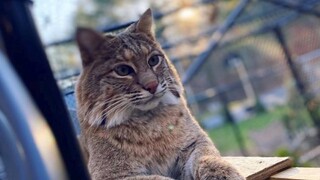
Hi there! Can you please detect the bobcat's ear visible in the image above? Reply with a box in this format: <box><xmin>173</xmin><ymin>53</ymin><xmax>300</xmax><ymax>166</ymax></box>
<box><xmin>76</xmin><ymin>27</ymin><xmax>105</xmax><ymax>66</ymax></box>
<box><xmin>126</xmin><ymin>8</ymin><xmax>155</xmax><ymax>38</ymax></box>
<box><xmin>136</xmin><ymin>8</ymin><xmax>154</xmax><ymax>36</ymax></box>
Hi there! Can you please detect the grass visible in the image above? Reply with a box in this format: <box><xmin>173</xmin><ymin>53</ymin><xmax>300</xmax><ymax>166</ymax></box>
<box><xmin>206</xmin><ymin>106</ymin><xmax>289</xmax><ymax>153</ymax></box>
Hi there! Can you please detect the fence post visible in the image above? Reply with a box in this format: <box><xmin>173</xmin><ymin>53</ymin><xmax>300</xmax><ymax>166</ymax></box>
<box><xmin>274</xmin><ymin>27</ymin><xmax>320</xmax><ymax>140</ymax></box>
<box><xmin>220</xmin><ymin>90</ymin><xmax>248</xmax><ymax>156</ymax></box>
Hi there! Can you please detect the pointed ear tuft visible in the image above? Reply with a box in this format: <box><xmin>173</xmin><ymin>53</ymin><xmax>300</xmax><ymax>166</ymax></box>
<box><xmin>135</xmin><ymin>8</ymin><xmax>155</xmax><ymax>37</ymax></box>
<box><xmin>76</xmin><ymin>27</ymin><xmax>105</xmax><ymax>66</ymax></box>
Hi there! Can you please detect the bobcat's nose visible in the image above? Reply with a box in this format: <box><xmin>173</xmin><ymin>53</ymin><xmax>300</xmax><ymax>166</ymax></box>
<box><xmin>143</xmin><ymin>80</ymin><xmax>158</xmax><ymax>94</ymax></box>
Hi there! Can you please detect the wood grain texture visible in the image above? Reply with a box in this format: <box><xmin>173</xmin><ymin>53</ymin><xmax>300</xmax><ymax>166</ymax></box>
<box><xmin>223</xmin><ymin>157</ymin><xmax>293</xmax><ymax>180</ymax></box>
<box><xmin>271</xmin><ymin>167</ymin><xmax>320</xmax><ymax>180</ymax></box>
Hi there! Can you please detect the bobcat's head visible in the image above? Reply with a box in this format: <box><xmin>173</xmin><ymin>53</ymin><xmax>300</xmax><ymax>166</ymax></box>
<box><xmin>76</xmin><ymin>9</ymin><xmax>183</xmax><ymax>128</ymax></box>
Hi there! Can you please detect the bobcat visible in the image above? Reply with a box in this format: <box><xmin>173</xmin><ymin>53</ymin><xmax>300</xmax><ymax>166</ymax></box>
<box><xmin>75</xmin><ymin>8</ymin><xmax>244</xmax><ymax>180</ymax></box>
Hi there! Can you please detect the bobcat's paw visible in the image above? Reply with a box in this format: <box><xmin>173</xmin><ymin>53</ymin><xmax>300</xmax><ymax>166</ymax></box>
<box><xmin>196</xmin><ymin>156</ymin><xmax>245</xmax><ymax>180</ymax></box>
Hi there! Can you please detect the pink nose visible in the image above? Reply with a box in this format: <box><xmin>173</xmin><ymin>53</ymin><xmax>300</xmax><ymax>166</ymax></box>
<box><xmin>144</xmin><ymin>81</ymin><xmax>158</xmax><ymax>94</ymax></box>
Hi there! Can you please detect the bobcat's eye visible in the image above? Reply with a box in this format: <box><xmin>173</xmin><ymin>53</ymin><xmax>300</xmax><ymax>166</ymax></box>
<box><xmin>114</xmin><ymin>65</ymin><xmax>134</xmax><ymax>76</ymax></box>
<box><xmin>148</xmin><ymin>55</ymin><xmax>161</xmax><ymax>67</ymax></box>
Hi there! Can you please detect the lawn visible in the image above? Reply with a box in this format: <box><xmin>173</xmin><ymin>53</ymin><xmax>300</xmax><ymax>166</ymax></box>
<box><xmin>206</xmin><ymin>106</ymin><xmax>289</xmax><ymax>154</ymax></box>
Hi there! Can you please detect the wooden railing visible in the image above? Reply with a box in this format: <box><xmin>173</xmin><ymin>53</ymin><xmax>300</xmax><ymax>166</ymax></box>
<box><xmin>224</xmin><ymin>157</ymin><xmax>320</xmax><ymax>180</ymax></box>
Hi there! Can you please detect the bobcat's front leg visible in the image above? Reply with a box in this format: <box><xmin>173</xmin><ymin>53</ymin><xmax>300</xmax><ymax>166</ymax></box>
<box><xmin>186</xmin><ymin>140</ymin><xmax>244</xmax><ymax>180</ymax></box>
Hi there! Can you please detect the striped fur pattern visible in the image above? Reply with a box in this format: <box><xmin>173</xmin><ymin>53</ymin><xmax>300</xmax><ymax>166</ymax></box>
<box><xmin>76</xmin><ymin>8</ymin><xmax>244</xmax><ymax>180</ymax></box>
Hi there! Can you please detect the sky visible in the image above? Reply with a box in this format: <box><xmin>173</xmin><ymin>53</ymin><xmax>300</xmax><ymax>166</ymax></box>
<box><xmin>31</xmin><ymin>0</ymin><xmax>79</xmax><ymax>44</ymax></box>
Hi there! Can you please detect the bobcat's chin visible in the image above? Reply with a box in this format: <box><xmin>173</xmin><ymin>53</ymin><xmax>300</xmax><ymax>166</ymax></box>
<box><xmin>135</xmin><ymin>89</ymin><xmax>180</xmax><ymax>111</ymax></box>
<box><xmin>135</xmin><ymin>97</ymin><xmax>161</xmax><ymax>111</ymax></box>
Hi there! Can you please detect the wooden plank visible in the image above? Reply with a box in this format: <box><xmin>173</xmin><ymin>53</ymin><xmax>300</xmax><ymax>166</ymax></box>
<box><xmin>271</xmin><ymin>167</ymin><xmax>320</xmax><ymax>180</ymax></box>
<box><xmin>224</xmin><ymin>157</ymin><xmax>292</xmax><ymax>180</ymax></box>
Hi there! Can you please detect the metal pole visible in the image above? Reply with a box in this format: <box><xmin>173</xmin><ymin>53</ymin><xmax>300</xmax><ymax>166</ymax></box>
<box><xmin>231</xmin><ymin>57</ymin><xmax>256</xmax><ymax>106</ymax></box>
<box><xmin>0</xmin><ymin>0</ymin><xmax>90</xmax><ymax>179</ymax></box>
<box><xmin>274</xmin><ymin>27</ymin><xmax>320</xmax><ymax>139</ymax></box>
<box><xmin>201</xmin><ymin>55</ymin><xmax>248</xmax><ymax>155</ymax></box>
<box><xmin>220</xmin><ymin>90</ymin><xmax>248</xmax><ymax>156</ymax></box>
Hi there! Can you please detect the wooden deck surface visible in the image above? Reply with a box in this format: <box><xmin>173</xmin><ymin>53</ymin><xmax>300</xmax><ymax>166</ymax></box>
<box><xmin>271</xmin><ymin>167</ymin><xmax>320</xmax><ymax>180</ymax></box>
<box><xmin>225</xmin><ymin>157</ymin><xmax>320</xmax><ymax>180</ymax></box>
<box><xmin>224</xmin><ymin>156</ymin><xmax>292</xmax><ymax>180</ymax></box>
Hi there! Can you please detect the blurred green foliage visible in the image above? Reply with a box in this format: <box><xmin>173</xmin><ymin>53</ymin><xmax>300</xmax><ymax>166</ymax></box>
<box><xmin>276</xmin><ymin>148</ymin><xmax>312</xmax><ymax>167</ymax></box>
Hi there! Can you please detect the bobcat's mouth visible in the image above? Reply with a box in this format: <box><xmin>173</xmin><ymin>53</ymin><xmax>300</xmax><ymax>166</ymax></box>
<box><xmin>133</xmin><ymin>89</ymin><xmax>166</xmax><ymax>111</ymax></box>
<box><xmin>132</xmin><ymin>80</ymin><xmax>181</xmax><ymax>111</ymax></box>
<box><xmin>134</xmin><ymin>98</ymin><xmax>160</xmax><ymax>111</ymax></box>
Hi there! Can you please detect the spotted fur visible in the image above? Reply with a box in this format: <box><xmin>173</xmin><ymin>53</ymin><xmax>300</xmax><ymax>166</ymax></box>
<box><xmin>76</xmin><ymin>8</ymin><xmax>244</xmax><ymax>180</ymax></box>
